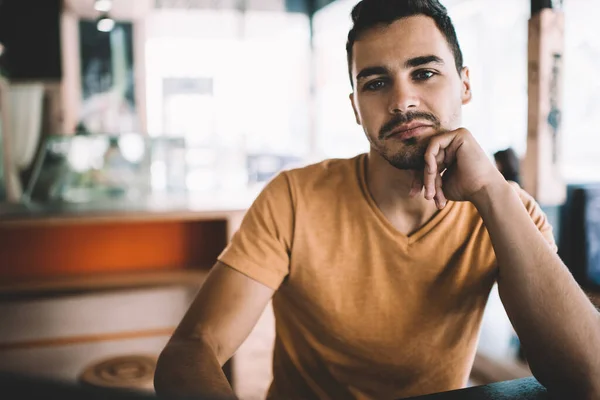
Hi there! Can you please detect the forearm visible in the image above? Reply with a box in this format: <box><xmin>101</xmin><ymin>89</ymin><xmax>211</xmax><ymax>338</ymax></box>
<box><xmin>154</xmin><ymin>337</ymin><xmax>236</xmax><ymax>399</ymax></box>
<box><xmin>472</xmin><ymin>182</ymin><xmax>600</xmax><ymax>397</ymax></box>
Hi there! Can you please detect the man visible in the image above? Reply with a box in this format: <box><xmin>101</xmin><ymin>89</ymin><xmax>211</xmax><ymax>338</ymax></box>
<box><xmin>494</xmin><ymin>147</ymin><xmax>521</xmax><ymax>185</ymax></box>
<box><xmin>154</xmin><ymin>0</ymin><xmax>600</xmax><ymax>399</ymax></box>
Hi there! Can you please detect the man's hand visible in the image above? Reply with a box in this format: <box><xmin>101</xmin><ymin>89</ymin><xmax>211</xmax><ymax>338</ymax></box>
<box><xmin>409</xmin><ymin>128</ymin><xmax>505</xmax><ymax>209</ymax></box>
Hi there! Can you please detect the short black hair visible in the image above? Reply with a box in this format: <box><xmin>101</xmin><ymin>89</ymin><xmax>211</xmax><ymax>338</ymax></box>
<box><xmin>346</xmin><ymin>0</ymin><xmax>464</xmax><ymax>88</ymax></box>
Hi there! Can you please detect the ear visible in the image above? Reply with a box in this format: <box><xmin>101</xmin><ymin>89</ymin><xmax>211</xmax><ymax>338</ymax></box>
<box><xmin>349</xmin><ymin>93</ymin><xmax>361</xmax><ymax>125</ymax></box>
<box><xmin>460</xmin><ymin>66</ymin><xmax>472</xmax><ymax>105</ymax></box>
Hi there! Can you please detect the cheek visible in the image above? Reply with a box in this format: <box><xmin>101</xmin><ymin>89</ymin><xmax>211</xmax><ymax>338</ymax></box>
<box><xmin>425</xmin><ymin>92</ymin><xmax>462</xmax><ymax>126</ymax></box>
<box><xmin>357</xmin><ymin>97</ymin><xmax>386</xmax><ymax>127</ymax></box>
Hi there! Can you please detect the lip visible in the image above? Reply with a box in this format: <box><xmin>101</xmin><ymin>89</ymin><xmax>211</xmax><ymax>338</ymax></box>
<box><xmin>387</xmin><ymin>123</ymin><xmax>433</xmax><ymax>140</ymax></box>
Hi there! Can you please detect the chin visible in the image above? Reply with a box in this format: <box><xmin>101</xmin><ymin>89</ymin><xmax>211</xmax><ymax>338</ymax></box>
<box><xmin>381</xmin><ymin>144</ymin><xmax>428</xmax><ymax>171</ymax></box>
<box><xmin>386</xmin><ymin>157</ymin><xmax>426</xmax><ymax>171</ymax></box>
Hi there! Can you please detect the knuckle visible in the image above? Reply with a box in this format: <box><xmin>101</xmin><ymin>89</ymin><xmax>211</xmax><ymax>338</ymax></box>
<box><xmin>457</xmin><ymin>127</ymin><xmax>471</xmax><ymax>137</ymax></box>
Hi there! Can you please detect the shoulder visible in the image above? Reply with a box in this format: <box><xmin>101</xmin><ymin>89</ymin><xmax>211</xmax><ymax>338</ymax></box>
<box><xmin>285</xmin><ymin>156</ymin><xmax>361</xmax><ymax>183</ymax></box>
<box><xmin>283</xmin><ymin>155</ymin><xmax>363</xmax><ymax>196</ymax></box>
<box><xmin>255</xmin><ymin>155</ymin><xmax>362</xmax><ymax>209</ymax></box>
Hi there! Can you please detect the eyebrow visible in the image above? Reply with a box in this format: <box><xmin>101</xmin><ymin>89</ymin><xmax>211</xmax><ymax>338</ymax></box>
<box><xmin>404</xmin><ymin>55</ymin><xmax>445</xmax><ymax>69</ymax></box>
<box><xmin>355</xmin><ymin>55</ymin><xmax>445</xmax><ymax>82</ymax></box>
<box><xmin>356</xmin><ymin>66</ymin><xmax>389</xmax><ymax>82</ymax></box>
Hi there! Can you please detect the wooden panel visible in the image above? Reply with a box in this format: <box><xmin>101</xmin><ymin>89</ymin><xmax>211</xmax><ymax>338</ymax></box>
<box><xmin>0</xmin><ymin>209</ymin><xmax>245</xmax><ymax>227</ymax></box>
<box><xmin>0</xmin><ymin>328</ymin><xmax>175</xmax><ymax>351</ymax></box>
<box><xmin>523</xmin><ymin>8</ymin><xmax>566</xmax><ymax>205</ymax></box>
<box><xmin>0</xmin><ymin>286</ymin><xmax>195</xmax><ymax>345</ymax></box>
<box><xmin>0</xmin><ymin>219</ymin><xmax>226</xmax><ymax>280</ymax></box>
<box><xmin>0</xmin><ymin>270</ymin><xmax>208</xmax><ymax>299</ymax></box>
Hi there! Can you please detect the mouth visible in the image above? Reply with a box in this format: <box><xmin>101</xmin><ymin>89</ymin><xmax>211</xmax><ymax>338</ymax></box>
<box><xmin>386</xmin><ymin>123</ymin><xmax>434</xmax><ymax>141</ymax></box>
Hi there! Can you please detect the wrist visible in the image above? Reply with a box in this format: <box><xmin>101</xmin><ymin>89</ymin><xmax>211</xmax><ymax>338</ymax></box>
<box><xmin>470</xmin><ymin>178</ymin><xmax>513</xmax><ymax>212</ymax></box>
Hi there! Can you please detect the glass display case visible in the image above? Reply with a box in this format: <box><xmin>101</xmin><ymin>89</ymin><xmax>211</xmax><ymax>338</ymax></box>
<box><xmin>24</xmin><ymin>134</ymin><xmax>187</xmax><ymax>204</ymax></box>
<box><xmin>21</xmin><ymin>133</ymin><xmax>302</xmax><ymax>207</ymax></box>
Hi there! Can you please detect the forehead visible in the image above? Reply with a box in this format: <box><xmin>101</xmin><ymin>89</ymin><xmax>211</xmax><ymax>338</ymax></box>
<box><xmin>351</xmin><ymin>15</ymin><xmax>454</xmax><ymax>73</ymax></box>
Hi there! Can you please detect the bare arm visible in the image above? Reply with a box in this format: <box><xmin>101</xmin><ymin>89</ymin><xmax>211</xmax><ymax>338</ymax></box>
<box><xmin>472</xmin><ymin>181</ymin><xmax>600</xmax><ymax>399</ymax></box>
<box><xmin>154</xmin><ymin>261</ymin><xmax>275</xmax><ymax>399</ymax></box>
<box><xmin>420</xmin><ymin>128</ymin><xmax>600</xmax><ymax>398</ymax></box>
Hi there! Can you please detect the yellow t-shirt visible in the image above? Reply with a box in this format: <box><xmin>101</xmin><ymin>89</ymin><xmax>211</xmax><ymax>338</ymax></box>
<box><xmin>218</xmin><ymin>154</ymin><xmax>556</xmax><ymax>400</ymax></box>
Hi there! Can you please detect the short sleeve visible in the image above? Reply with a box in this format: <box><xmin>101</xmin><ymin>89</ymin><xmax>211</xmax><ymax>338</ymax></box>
<box><xmin>217</xmin><ymin>172</ymin><xmax>295</xmax><ymax>290</ymax></box>
<box><xmin>510</xmin><ymin>182</ymin><xmax>558</xmax><ymax>252</ymax></box>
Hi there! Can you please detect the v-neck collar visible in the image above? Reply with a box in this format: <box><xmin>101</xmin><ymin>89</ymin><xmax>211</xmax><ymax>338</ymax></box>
<box><xmin>356</xmin><ymin>153</ymin><xmax>456</xmax><ymax>245</ymax></box>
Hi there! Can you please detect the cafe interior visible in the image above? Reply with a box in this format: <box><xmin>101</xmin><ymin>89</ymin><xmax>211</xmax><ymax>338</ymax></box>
<box><xmin>0</xmin><ymin>0</ymin><xmax>598</xmax><ymax>399</ymax></box>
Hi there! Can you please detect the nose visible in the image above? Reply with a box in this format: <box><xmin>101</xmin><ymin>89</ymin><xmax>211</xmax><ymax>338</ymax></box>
<box><xmin>388</xmin><ymin>81</ymin><xmax>420</xmax><ymax>114</ymax></box>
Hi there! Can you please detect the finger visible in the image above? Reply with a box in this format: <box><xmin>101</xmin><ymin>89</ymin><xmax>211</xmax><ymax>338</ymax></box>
<box><xmin>425</xmin><ymin>130</ymin><xmax>463</xmax><ymax>171</ymax></box>
<box><xmin>435</xmin><ymin>148</ymin><xmax>446</xmax><ymax>167</ymax></box>
<box><xmin>433</xmin><ymin>172</ymin><xmax>447</xmax><ymax>209</ymax></box>
<box><xmin>425</xmin><ymin>131</ymin><xmax>461</xmax><ymax>199</ymax></box>
<box><xmin>431</xmin><ymin>150</ymin><xmax>447</xmax><ymax>200</ymax></box>
<box><xmin>424</xmin><ymin>153</ymin><xmax>438</xmax><ymax>200</ymax></box>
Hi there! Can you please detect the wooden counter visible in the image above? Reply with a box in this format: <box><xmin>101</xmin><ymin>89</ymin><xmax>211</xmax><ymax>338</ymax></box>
<box><xmin>0</xmin><ymin>192</ymin><xmax>255</xmax><ymax>285</ymax></box>
<box><xmin>0</xmin><ymin>191</ymin><xmax>255</xmax><ymax>226</ymax></box>
<box><xmin>0</xmin><ymin>193</ymin><xmax>259</xmax><ymax>396</ymax></box>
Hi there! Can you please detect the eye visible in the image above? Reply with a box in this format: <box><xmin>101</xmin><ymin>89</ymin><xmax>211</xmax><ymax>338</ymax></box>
<box><xmin>413</xmin><ymin>70</ymin><xmax>436</xmax><ymax>81</ymax></box>
<box><xmin>364</xmin><ymin>79</ymin><xmax>386</xmax><ymax>91</ymax></box>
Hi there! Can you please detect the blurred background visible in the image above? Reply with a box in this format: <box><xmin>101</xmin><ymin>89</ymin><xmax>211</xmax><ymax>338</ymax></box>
<box><xmin>0</xmin><ymin>0</ymin><xmax>598</xmax><ymax>399</ymax></box>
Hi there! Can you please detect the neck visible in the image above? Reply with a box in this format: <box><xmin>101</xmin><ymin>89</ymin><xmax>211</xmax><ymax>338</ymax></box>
<box><xmin>365</xmin><ymin>149</ymin><xmax>440</xmax><ymax>235</ymax></box>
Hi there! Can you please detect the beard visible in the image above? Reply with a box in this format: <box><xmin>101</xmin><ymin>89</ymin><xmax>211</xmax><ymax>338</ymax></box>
<box><xmin>379</xmin><ymin>137</ymin><xmax>430</xmax><ymax>170</ymax></box>
<box><xmin>372</xmin><ymin>111</ymin><xmax>442</xmax><ymax>171</ymax></box>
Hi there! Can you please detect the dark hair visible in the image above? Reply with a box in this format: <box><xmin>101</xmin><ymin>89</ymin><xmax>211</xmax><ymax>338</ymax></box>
<box><xmin>346</xmin><ymin>0</ymin><xmax>464</xmax><ymax>88</ymax></box>
<box><xmin>494</xmin><ymin>148</ymin><xmax>521</xmax><ymax>185</ymax></box>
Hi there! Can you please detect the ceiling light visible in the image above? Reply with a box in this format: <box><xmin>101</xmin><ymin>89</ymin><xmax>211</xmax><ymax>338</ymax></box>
<box><xmin>94</xmin><ymin>0</ymin><xmax>113</xmax><ymax>12</ymax></box>
<box><xmin>96</xmin><ymin>14</ymin><xmax>115</xmax><ymax>32</ymax></box>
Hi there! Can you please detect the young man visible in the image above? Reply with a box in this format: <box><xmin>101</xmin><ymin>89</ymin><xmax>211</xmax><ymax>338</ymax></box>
<box><xmin>154</xmin><ymin>1</ymin><xmax>600</xmax><ymax>399</ymax></box>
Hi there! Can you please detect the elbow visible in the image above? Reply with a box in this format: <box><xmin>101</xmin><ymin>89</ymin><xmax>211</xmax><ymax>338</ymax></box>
<box><xmin>153</xmin><ymin>334</ymin><xmax>227</xmax><ymax>398</ymax></box>
<box><xmin>534</xmin><ymin>366</ymin><xmax>600</xmax><ymax>400</ymax></box>
<box><xmin>154</xmin><ymin>346</ymin><xmax>236</xmax><ymax>400</ymax></box>
<box><xmin>579</xmin><ymin>366</ymin><xmax>600</xmax><ymax>400</ymax></box>
<box><xmin>153</xmin><ymin>339</ymin><xmax>195</xmax><ymax>396</ymax></box>
<box><xmin>533</xmin><ymin>317</ymin><xmax>600</xmax><ymax>399</ymax></box>
<box><xmin>582</xmin><ymin>388</ymin><xmax>600</xmax><ymax>400</ymax></box>
<box><xmin>565</xmin><ymin>379</ymin><xmax>600</xmax><ymax>400</ymax></box>
<box><xmin>153</xmin><ymin>344</ymin><xmax>177</xmax><ymax>396</ymax></box>
<box><xmin>578</xmin><ymin>319</ymin><xmax>600</xmax><ymax>399</ymax></box>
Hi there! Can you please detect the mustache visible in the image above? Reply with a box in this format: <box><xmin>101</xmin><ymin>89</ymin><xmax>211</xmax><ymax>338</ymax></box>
<box><xmin>379</xmin><ymin>112</ymin><xmax>441</xmax><ymax>140</ymax></box>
